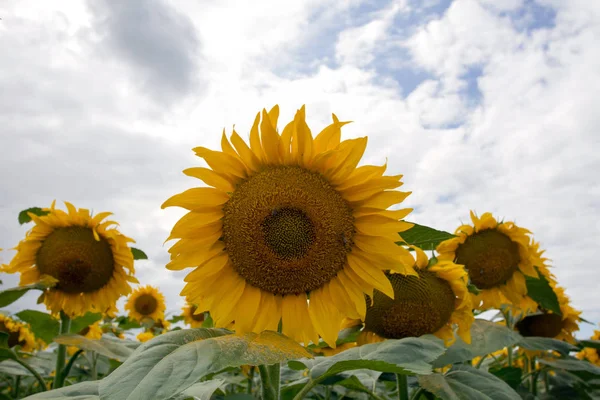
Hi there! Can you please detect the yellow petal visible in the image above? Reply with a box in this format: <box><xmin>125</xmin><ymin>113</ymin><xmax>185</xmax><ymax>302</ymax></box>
<box><xmin>249</xmin><ymin>112</ymin><xmax>265</xmax><ymax>162</ymax></box>
<box><xmin>313</xmin><ymin>114</ymin><xmax>351</xmax><ymax>153</ymax></box>
<box><xmin>337</xmin><ymin>270</ymin><xmax>367</xmax><ymax>319</ymax></box>
<box><xmin>167</xmin><ymin>220</ymin><xmax>222</xmax><ymax>241</ymax></box>
<box><xmin>328</xmin><ymin>277</ymin><xmax>360</xmax><ymax>319</ymax></box>
<box><xmin>183</xmin><ymin>167</ymin><xmax>235</xmax><ymax>192</ymax></box>
<box><xmin>307</xmin><ymin>288</ymin><xmax>342</xmax><ymax>347</ymax></box>
<box><xmin>230</xmin><ymin>129</ymin><xmax>261</xmax><ymax>172</ymax></box>
<box><xmin>267</xmin><ymin>105</ymin><xmax>280</xmax><ymax>128</ymax></box>
<box><xmin>328</xmin><ymin>138</ymin><xmax>368</xmax><ymax>185</ymax></box>
<box><xmin>260</xmin><ymin>109</ymin><xmax>281</xmax><ymax>164</ymax></box>
<box><xmin>183</xmin><ymin>254</ymin><xmax>230</xmax><ymax>283</ymax></box>
<box><xmin>162</xmin><ymin>188</ymin><xmax>229</xmax><ymax>210</ymax></box>
<box><xmin>346</xmin><ymin>254</ymin><xmax>394</xmax><ymax>299</ymax></box>
<box><xmin>354</xmin><ymin>215</ymin><xmax>411</xmax><ymax>237</ymax></box>
<box><xmin>340</xmin><ymin>176</ymin><xmax>403</xmax><ymax>202</ymax></box>
<box><xmin>355</xmin><ymin>190</ymin><xmax>411</xmax><ymax>209</ymax></box>
<box><xmin>279</xmin><ymin>121</ymin><xmax>294</xmax><ymax>163</ymax></box>
<box><xmin>221</xmin><ymin>130</ymin><xmax>240</xmax><ymax>158</ymax></box>
<box><xmin>167</xmin><ymin>241</ymin><xmax>225</xmax><ymax>271</ymax></box>
<box><xmin>193</xmin><ymin>147</ymin><xmax>247</xmax><ymax>179</ymax></box>
<box><xmin>337</xmin><ymin>163</ymin><xmax>387</xmax><ymax>190</ymax></box>
<box><xmin>233</xmin><ymin>284</ymin><xmax>262</xmax><ymax>333</ymax></box>
<box><xmin>212</xmin><ymin>273</ymin><xmax>246</xmax><ymax>327</ymax></box>
<box><xmin>292</xmin><ymin>106</ymin><xmax>313</xmax><ymax>166</ymax></box>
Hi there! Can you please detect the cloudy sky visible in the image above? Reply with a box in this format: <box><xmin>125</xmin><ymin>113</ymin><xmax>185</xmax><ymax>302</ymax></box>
<box><xmin>0</xmin><ymin>0</ymin><xmax>598</xmax><ymax>338</ymax></box>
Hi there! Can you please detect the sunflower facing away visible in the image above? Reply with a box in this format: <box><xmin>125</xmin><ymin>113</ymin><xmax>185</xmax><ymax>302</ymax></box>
<box><xmin>0</xmin><ymin>313</ymin><xmax>38</xmax><ymax>352</ymax></box>
<box><xmin>347</xmin><ymin>247</ymin><xmax>472</xmax><ymax>346</ymax></box>
<box><xmin>182</xmin><ymin>303</ymin><xmax>206</xmax><ymax>328</ymax></box>
<box><xmin>162</xmin><ymin>105</ymin><xmax>416</xmax><ymax>346</ymax></box>
<box><xmin>437</xmin><ymin>211</ymin><xmax>537</xmax><ymax>311</ymax></box>
<box><xmin>1</xmin><ymin>202</ymin><xmax>138</xmax><ymax>317</ymax></box>
<box><xmin>137</xmin><ymin>331</ymin><xmax>154</xmax><ymax>343</ymax></box>
<box><xmin>125</xmin><ymin>285</ymin><xmax>166</xmax><ymax>323</ymax></box>
<box><xmin>577</xmin><ymin>329</ymin><xmax>600</xmax><ymax>366</ymax></box>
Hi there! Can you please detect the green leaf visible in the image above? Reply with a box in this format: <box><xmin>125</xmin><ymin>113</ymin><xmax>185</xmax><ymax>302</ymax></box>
<box><xmin>0</xmin><ymin>276</ymin><xmax>58</xmax><ymax>307</ymax></box>
<box><xmin>54</xmin><ymin>334</ymin><xmax>134</xmax><ymax>361</ymax></box>
<box><xmin>115</xmin><ymin>316</ymin><xmax>141</xmax><ymax>330</ymax></box>
<box><xmin>433</xmin><ymin>320</ymin><xmax>522</xmax><ymax>368</ymax></box>
<box><xmin>0</xmin><ymin>348</ymin><xmax>16</xmax><ymax>361</ymax></box>
<box><xmin>18</xmin><ymin>207</ymin><xmax>49</xmax><ymax>224</ymax></box>
<box><xmin>0</xmin><ymin>332</ymin><xmax>8</xmax><ymax>348</ymax></box>
<box><xmin>524</xmin><ymin>269</ymin><xmax>562</xmax><ymax>315</ymax></box>
<box><xmin>488</xmin><ymin>366</ymin><xmax>522</xmax><ymax>389</ymax></box>
<box><xmin>537</xmin><ymin>358</ymin><xmax>600</xmax><ymax>375</ymax></box>
<box><xmin>418</xmin><ymin>364</ymin><xmax>521</xmax><ymax>400</ymax></box>
<box><xmin>170</xmin><ymin>379</ymin><xmax>225</xmax><ymax>400</ymax></box>
<box><xmin>397</xmin><ymin>222</ymin><xmax>455</xmax><ymax>250</ymax></box>
<box><xmin>15</xmin><ymin>309</ymin><xmax>60</xmax><ymax>344</ymax></box>
<box><xmin>201</xmin><ymin>313</ymin><xmax>214</xmax><ymax>328</ymax></box>
<box><xmin>518</xmin><ymin>336</ymin><xmax>578</xmax><ymax>355</ymax></box>
<box><xmin>131</xmin><ymin>247</ymin><xmax>148</xmax><ymax>260</ymax></box>
<box><xmin>24</xmin><ymin>381</ymin><xmax>99</xmax><ymax>399</ymax></box>
<box><xmin>580</xmin><ymin>340</ymin><xmax>600</xmax><ymax>350</ymax></box>
<box><xmin>294</xmin><ymin>336</ymin><xmax>446</xmax><ymax>381</ymax></box>
<box><xmin>0</xmin><ymin>359</ymin><xmax>46</xmax><ymax>376</ymax></box>
<box><xmin>168</xmin><ymin>315</ymin><xmax>186</xmax><ymax>324</ymax></box>
<box><xmin>70</xmin><ymin>312</ymin><xmax>103</xmax><ymax>334</ymax></box>
<box><xmin>98</xmin><ymin>328</ymin><xmax>232</xmax><ymax>400</ymax></box>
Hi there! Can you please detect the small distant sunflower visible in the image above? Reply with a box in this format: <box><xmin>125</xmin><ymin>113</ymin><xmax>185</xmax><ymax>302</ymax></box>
<box><xmin>125</xmin><ymin>285</ymin><xmax>166</xmax><ymax>323</ymax></box>
<box><xmin>577</xmin><ymin>329</ymin><xmax>600</xmax><ymax>366</ymax></box>
<box><xmin>516</xmin><ymin>285</ymin><xmax>581</xmax><ymax>343</ymax></box>
<box><xmin>182</xmin><ymin>303</ymin><xmax>205</xmax><ymax>328</ymax></box>
<box><xmin>137</xmin><ymin>331</ymin><xmax>154</xmax><ymax>342</ymax></box>
<box><xmin>68</xmin><ymin>321</ymin><xmax>103</xmax><ymax>355</ymax></box>
<box><xmin>163</xmin><ymin>105</ymin><xmax>416</xmax><ymax>346</ymax></box>
<box><xmin>437</xmin><ymin>211</ymin><xmax>537</xmax><ymax>311</ymax></box>
<box><xmin>1</xmin><ymin>202</ymin><xmax>138</xmax><ymax>317</ymax></box>
<box><xmin>0</xmin><ymin>313</ymin><xmax>37</xmax><ymax>352</ymax></box>
<box><xmin>349</xmin><ymin>247</ymin><xmax>473</xmax><ymax>346</ymax></box>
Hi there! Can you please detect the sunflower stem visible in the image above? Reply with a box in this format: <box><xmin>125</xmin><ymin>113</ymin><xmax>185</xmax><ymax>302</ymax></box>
<box><xmin>259</xmin><ymin>363</ymin><xmax>280</xmax><ymax>400</ymax></box>
<box><xmin>247</xmin><ymin>365</ymin><xmax>255</xmax><ymax>394</ymax></box>
<box><xmin>90</xmin><ymin>351</ymin><xmax>98</xmax><ymax>380</ymax></box>
<box><xmin>507</xmin><ymin>346</ymin><xmax>513</xmax><ymax>367</ymax></box>
<box><xmin>292</xmin><ymin>379</ymin><xmax>320</xmax><ymax>400</ymax></box>
<box><xmin>14</xmin><ymin>375</ymin><xmax>20</xmax><ymax>398</ymax></box>
<box><xmin>396</xmin><ymin>374</ymin><xmax>409</xmax><ymax>400</ymax></box>
<box><xmin>62</xmin><ymin>349</ymin><xmax>84</xmax><ymax>382</ymax></box>
<box><xmin>14</xmin><ymin>357</ymin><xmax>47</xmax><ymax>392</ymax></box>
<box><xmin>53</xmin><ymin>311</ymin><xmax>71</xmax><ymax>389</ymax></box>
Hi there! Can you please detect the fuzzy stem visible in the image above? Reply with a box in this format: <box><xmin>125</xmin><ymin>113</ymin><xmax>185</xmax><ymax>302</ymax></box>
<box><xmin>396</xmin><ymin>374</ymin><xmax>409</xmax><ymax>400</ymax></box>
<box><xmin>259</xmin><ymin>363</ymin><xmax>280</xmax><ymax>400</ymax></box>
<box><xmin>53</xmin><ymin>311</ymin><xmax>71</xmax><ymax>389</ymax></box>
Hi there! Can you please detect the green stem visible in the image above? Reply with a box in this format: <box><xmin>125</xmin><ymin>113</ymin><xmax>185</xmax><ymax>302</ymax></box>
<box><xmin>62</xmin><ymin>349</ymin><xmax>84</xmax><ymax>382</ymax></box>
<box><xmin>292</xmin><ymin>379</ymin><xmax>319</xmax><ymax>400</ymax></box>
<box><xmin>507</xmin><ymin>346</ymin><xmax>513</xmax><ymax>367</ymax></box>
<box><xmin>369</xmin><ymin>391</ymin><xmax>388</xmax><ymax>400</ymax></box>
<box><xmin>14</xmin><ymin>375</ymin><xmax>21</xmax><ymax>398</ymax></box>
<box><xmin>543</xmin><ymin>370</ymin><xmax>550</xmax><ymax>393</ymax></box>
<box><xmin>475</xmin><ymin>354</ymin><xmax>488</xmax><ymax>368</ymax></box>
<box><xmin>90</xmin><ymin>351</ymin><xmax>98</xmax><ymax>380</ymax></box>
<box><xmin>396</xmin><ymin>374</ymin><xmax>408</xmax><ymax>400</ymax></box>
<box><xmin>410</xmin><ymin>388</ymin><xmax>424</xmax><ymax>400</ymax></box>
<box><xmin>53</xmin><ymin>311</ymin><xmax>71</xmax><ymax>389</ymax></box>
<box><xmin>247</xmin><ymin>366</ymin><xmax>255</xmax><ymax>394</ymax></box>
<box><xmin>14</xmin><ymin>358</ymin><xmax>47</xmax><ymax>392</ymax></box>
<box><xmin>259</xmin><ymin>363</ymin><xmax>281</xmax><ymax>400</ymax></box>
<box><xmin>529</xmin><ymin>357</ymin><xmax>537</xmax><ymax>396</ymax></box>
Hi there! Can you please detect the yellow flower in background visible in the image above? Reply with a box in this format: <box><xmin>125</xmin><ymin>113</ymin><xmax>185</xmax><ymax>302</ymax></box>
<box><xmin>67</xmin><ymin>321</ymin><xmax>103</xmax><ymax>355</ymax></box>
<box><xmin>0</xmin><ymin>313</ymin><xmax>38</xmax><ymax>352</ymax></box>
<box><xmin>1</xmin><ymin>201</ymin><xmax>138</xmax><ymax>317</ymax></box>
<box><xmin>437</xmin><ymin>211</ymin><xmax>537</xmax><ymax>312</ymax></box>
<box><xmin>125</xmin><ymin>285</ymin><xmax>166</xmax><ymax>323</ymax></box>
<box><xmin>313</xmin><ymin>342</ymin><xmax>357</xmax><ymax>357</ymax></box>
<box><xmin>137</xmin><ymin>331</ymin><xmax>154</xmax><ymax>343</ymax></box>
<box><xmin>351</xmin><ymin>247</ymin><xmax>473</xmax><ymax>346</ymax></box>
<box><xmin>577</xmin><ymin>329</ymin><xmax>600</xmax><ymax>366</ymax></box>
<box><xmin>162</xmin><ymin>105</ymin><xmax>416</xmax><ymax>346</ymax></box>
<box><xmin>182</xmin><ymin>303</ymin><xmax>205</xmax><ymax>328</ymax></box>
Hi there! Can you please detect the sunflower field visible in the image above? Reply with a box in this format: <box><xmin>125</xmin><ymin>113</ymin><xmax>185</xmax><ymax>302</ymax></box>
<box><xmin>0</xmin><ymin>105</ymin><xmax>599</xmax><ymax>400</ymax></box>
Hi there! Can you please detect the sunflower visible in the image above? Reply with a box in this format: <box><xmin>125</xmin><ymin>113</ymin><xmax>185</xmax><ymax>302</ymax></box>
<box><xmin>577</xmin><ymin>329</ymin><xmax>600</xmax><ymax>366</ymax></box>
<box><xmin>0</xmin><ymin>313</ymin><xmax>38</xmax><ymax>352</ymax></box>
<box><xmin>67</xmin><ymin>321</ymin><xmax>103</xmax><ymax>355</ymax></box>
<box><xmin>1</xmin><ymin>201</ymin><xmax>138</xmax><ymax>317</ymax></box>
<box><xmin>137</xmin><ymin>331</ymin><xmax>154</xmax><ymax>342</ymax></box>
<box><xmin>347</xmin><ymin>247</ymin><xmax>472</xmax><ymax>346</ymax></box>
<box><xmin>162</xmin><ymin>105</ymin><xmax>416</xmax><ymax>346</ymax></box>
<box><xmin>313</xmin><ymin>342</ymin><xmax>357</xmax><ymax>357</ymax></box>
<box><xmin>182</xmin><ymin>303</ymin><xmax>206</xmax><ymax>328</ymax></box>
<box><xmin>437</xmin><ymin>211</ymin><xmax>537</xmax><ymax>311</ymax></box>
<box><xmin>125</xmin><ymin>285</ymin><xmax>166</xmax><ymax>323</ymax></box>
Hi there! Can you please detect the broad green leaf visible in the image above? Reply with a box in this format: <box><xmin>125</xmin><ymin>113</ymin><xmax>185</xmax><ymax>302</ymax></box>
<box><xmin>18</xmin><ymin>207</ymin><xmax>49</xmax><ymax>224</ymax></box>
<box><xmin>0</xmin><ymin>348</ymin><xmax>15</xmax><ymax>361</ymax></box>
<box><xmin>0</xmin><ymin>276</ymin><xmax>58</xmax><ymax>307</ymax></box>
<box><xmin>0</xmin><ymin>359</ymin><xmax>46</xmax><ymax>376</ymax></box>
<box><xmin>70</xmin><ymin>312</ymin><xmax>103</xmax><ymax>334</ymax></box>
<box><xmin>170</xmin><ymin>379</ymin><xmax>225</xmax><ymax>400</ymax></box>
<box><xmin>131</xmin><ymin>247</ymin><xmax>148</xmax><ymax>260</ymax></box>
<box><xmin>418</xmin><ymin>364</ymin><xmax>521</xmax><ymax>400</ymax></box>
<box><xmin>294</xmin><ymin>336</ymin><xmax>445</xmax><ymax>380</ymax></box>
<box><xmin>16</xmin><ymin>309</ymin><xmax>60</xmax><ymax>344</ymax></box>
<box><xmin>112</xmin><ymin>331</ymin><xmax>310</xmax><ymax>400</ymax></box>
<box><xmin>537</xmin><ymin>358</ymin><xmax>600</xmax><ymax>375</ymax></box>
<box><xmin>524</xmin><ymin>269</ymin><xmax>561</xmax><ymax>315</ymax></box>
<box><xmin>25</xmin><ymin>381</ymin><xmax>99</xmax><ymax>399</ymax></box>
<box><xmin>518</xmin><ymin>336</ymin><xmax>577</xmax><ymax>355</ymax></box>
<box><xmin>0</xmin><ymin>332</ymin><xmax>8</xmax><ymax>348</ymax></box>
<box><xmin>488</xmin><ymin>366</ymin><xmax>522</xmax><ymax>389</ymax></box>
<box><xmin>54</xmin><ymin>334</ymin><xmax>134</xmax><ymax>361</ymax></box>
<box><xmin>99</xmin><ymin>328</ymin><xmax>231</xmax><ymax>400</ymax></box>
<box><xmin>580</xmin><ymin>340</ymin><xmax>600</xmax><ymax>350</ymax></box>
<box><xmin>397</xmin><ymin>222</ymin><xmax>455</xmax><ymax>250</ymax></box>
<box><xmin>433</xmin><ymin>320</ymin><xmax>522</xmax><ymax>368</ymax></box>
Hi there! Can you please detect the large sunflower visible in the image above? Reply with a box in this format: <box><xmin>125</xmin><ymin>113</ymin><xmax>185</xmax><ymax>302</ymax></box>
<box><xmin>437</xmin><ymin>211</ymin><xmax>537</xmax><ymax>311</ymax></box>
<box><xmin>182</xmin><ymin>303</ymin><xmax>206</xmax><ymax>328</ymax></box>
<box><xmin>1</xmin><ymin>202</ymin><xmax>138</xmax><ymax>317</ymax></box>
<box><xmin>0</xmin><ymin>313</ymin><xmax>38</xmax><ymax>352</ymax></box>
<box><xmin>350</xmin><ymin>247</ymin><xmax>472</xmax><ymax>346</ymax></box>
<box><xmin>125</xmin><ymin>285</ymin><xmax>166</xmax><ymax>322</ymax></box>
<box><xmin>162</xmin><ymin>105</ymin><xmax>416</xmax><ymax>346</ymax></box>
<box><xmin>577</xmin><ymin>329</ymin><xmax>600</xmax><ymax>366</ymax></box>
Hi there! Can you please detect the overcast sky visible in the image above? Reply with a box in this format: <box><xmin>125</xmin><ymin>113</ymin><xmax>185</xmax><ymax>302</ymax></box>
<box><xmin>1</xmin><ymin>0</ymin><xmax>598</xmax><ymax>339</ymax></box>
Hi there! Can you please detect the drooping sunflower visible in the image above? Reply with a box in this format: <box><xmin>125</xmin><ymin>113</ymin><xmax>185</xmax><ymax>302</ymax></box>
<box><xmin>437</xmin><ymin>211</ymin><xmax>537</xmax><ymax>311</ymax></box>
<box><xmin>1</xmin><ymin>202</ymin><xmax>138</xmax><ymax>317</ymax></box>
<box><xmin>162</xmin><ymin>105</ymin><xmax>416</xmax><ymax>346</ymax></box>
<box><xmin>347</xmin><ymin>247</ymin><xmax>473</xmax><ymax>346</ymax></box>
<box><xmin>0</xmin><ymin>313</ymin><xmax>38</xmax><ymax>352</ymax></box>
<box><xmin>182</xmin><ymin>303</ymin><xmax>206</xmax><ymax>328</ymax></box>
<box><xmin>137</xmin><ymin>331</ymin><xmax>154</xmax><ymax>343</ymax></box>
<box><xmin>125</xmin><ymin>285</ymin><xmax>166</xmax><ymax>323</ymax></box>
<box><xmin>577</xmin><ymin>329</ymin><xmax>600</xmax><ymax>366</ymax></box>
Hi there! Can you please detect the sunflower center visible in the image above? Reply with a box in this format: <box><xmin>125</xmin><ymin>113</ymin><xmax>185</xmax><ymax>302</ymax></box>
<box><xmin>364</xmin><ymin>270</ymin><xmax>456</xmax><ymax>339</ymax></box>
<box><xmin>222</xmin><ymin>165</ymin><xmax>354</xmax><ymax>296</ymax></box>
<box><xmin>78</xmin><ymin>326</ymin><xmax>91</xmax><ymax>336</ymax></box>
<box><xmin>0</xmin><ymin>322</ymin><xmax>25</xmax><ymax>348</ymax></box>
<box><xmin>455</xmin><ymin>229</ymin><xmax>520</xmax><ymax>289</ymax></box>
<box><xmin>36</xmin><ymin>226</ymin><xmax>115</xmax><ymax>294</ymax></box>
<box><xmin>515</xmin><ymin>313</ymin><xmax>563</xmax><ymax>338</ymax></box>
<box><xmin>134</xmin><ymin>294</ymin><xmax>158</xmax><ymax>316</ymax></box>
<box><xmin>189</xmin><ymin>305</ymin><xmax>205</xmax><ymax>322</ymax></box>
